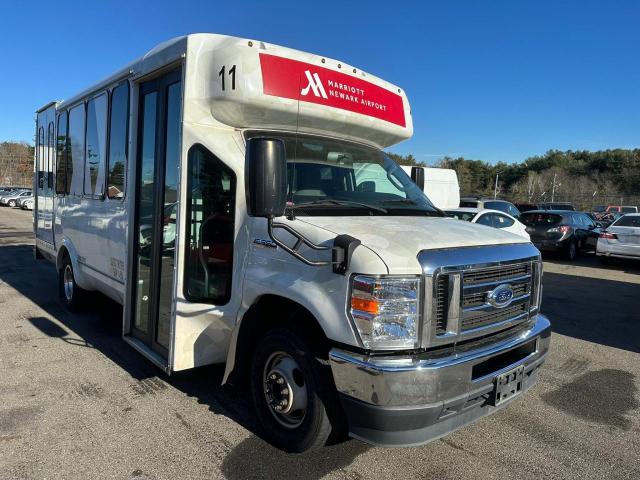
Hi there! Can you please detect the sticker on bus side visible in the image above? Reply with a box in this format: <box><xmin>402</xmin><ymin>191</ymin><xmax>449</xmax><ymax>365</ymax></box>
<box><xmin>259</xmin><ymin>53</ymin><xmax>406</xmax><ymax>128</ymax></box>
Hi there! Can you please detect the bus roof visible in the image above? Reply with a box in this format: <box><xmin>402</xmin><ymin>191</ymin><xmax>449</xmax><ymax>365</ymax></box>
<box><xmin>40</xmin><ymin>34</ymin><xmax>413</xmax><ymax>148</ymax></box>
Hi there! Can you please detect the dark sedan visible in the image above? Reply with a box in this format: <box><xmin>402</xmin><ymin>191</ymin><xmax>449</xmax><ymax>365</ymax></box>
<box><xmin>519</xmin><ymin>210</ymin><xmax>601</xmax><ymax>260</ymax></box>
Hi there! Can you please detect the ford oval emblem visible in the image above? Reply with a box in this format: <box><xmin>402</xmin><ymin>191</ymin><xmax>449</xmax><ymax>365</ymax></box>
<box><xmin>488</xmin><ymin>284</ymin><xmax>514</xmax><ymax>308</ymax></box>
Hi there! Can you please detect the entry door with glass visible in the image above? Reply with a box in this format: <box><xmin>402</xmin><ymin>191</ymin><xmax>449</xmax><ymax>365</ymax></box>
<box><xmin>131</xmin><ymin>69</ymin><xmax>182</xmax><ymax>357</ymax></box>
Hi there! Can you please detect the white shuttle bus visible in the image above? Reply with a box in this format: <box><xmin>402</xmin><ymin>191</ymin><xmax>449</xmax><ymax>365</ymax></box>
<box><xmin>34</xmin><ymin>34</ymin><xmax>550</xmax><ymax>452</ymax></box>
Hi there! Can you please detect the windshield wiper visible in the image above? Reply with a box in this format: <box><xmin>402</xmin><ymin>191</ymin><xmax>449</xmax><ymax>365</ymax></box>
<box><xmin>290</xmin><ymin>199</ymin><xmax>388</xmax><ymax>214</ymax></box>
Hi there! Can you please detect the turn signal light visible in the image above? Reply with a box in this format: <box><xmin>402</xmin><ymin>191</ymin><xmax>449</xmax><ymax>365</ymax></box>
<box><xmin>351</xmin><ymin>297</ymin><xmax>379</xmax><ymax>314</ymax></box>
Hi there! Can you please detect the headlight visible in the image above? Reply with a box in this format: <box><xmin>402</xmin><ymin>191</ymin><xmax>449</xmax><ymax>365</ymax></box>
<box><xmin>349</xmin><ymin>275</ymin><xmax>421</xmax><ymax>350</ymax></box>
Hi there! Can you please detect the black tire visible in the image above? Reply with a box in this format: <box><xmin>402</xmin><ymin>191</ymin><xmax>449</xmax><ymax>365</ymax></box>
<box><xmin>58</xmin><ymin>255</ymin><xmax>86</xmax><ymax>311</ymax></box>
<box><xmin>250</xmin><ymin>328</ymin><xmax>344</xmax><ymax>453</ymax></box>
<box><xmin>566</xmin><ymin>239</ymin><xmax>578</xmax><ymax>261</ymax></box>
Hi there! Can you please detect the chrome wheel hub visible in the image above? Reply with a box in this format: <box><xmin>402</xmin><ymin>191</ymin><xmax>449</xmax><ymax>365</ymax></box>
<box><xmin>263</xmin><ymin>352</ymin><xmax>307</xmax><ymax>428</ymax></box>
<box><xmin>63</xmin><ymin>265</ymin><xmax>74</xmax><ymax>301</ymax></box>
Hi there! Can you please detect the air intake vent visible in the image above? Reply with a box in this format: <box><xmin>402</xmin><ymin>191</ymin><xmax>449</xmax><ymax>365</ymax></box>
<box><xmin>435</xmin><ymin>274</ymin><xmax>449</xmax><ymax>335</ymax></box>
<box><xmin>463</xmin><ymin>263</ymin><xmax>530</xmax><ymax>286</ymax></box>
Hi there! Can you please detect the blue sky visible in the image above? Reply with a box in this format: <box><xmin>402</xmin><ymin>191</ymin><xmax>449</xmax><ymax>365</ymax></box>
<box><xmin>1</xmin><ymin>0</ymin><xmax>638</xmax><ymax>164</ymax></box>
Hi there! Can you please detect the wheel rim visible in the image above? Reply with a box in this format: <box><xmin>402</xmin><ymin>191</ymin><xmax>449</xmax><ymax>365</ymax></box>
<box><xmin>262</xmin><ymin>351</ymin><xmax>308</xmax><ymax>429</ymax></box>
<box><xmin>63</xmin><ymin>264</ymin><xmax>74</xmax><ymax>301</ymax></box>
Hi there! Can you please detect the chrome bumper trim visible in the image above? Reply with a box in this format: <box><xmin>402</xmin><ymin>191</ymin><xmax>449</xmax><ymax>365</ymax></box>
<box><xmin>329</xmin><ymin>314</ymin><xmax>551</xmax><ymax>408</ymax></box>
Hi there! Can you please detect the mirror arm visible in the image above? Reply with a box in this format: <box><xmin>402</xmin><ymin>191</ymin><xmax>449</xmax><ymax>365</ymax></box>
<box><xmin>267</xmin><ymin>217</ymin><xmax>332</xmax><ymax>267</ymax></box>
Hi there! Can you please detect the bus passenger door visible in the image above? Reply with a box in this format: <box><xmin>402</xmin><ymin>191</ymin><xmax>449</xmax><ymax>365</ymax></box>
<box><xmin>35</xmin><ymin>106</ymin><xmax>56</xmax><ymax>247</ymax></box>
<box><xmin>127</xmin><ymin>68</ymin><xmax>182</xmax><ymax>361</ymax></box>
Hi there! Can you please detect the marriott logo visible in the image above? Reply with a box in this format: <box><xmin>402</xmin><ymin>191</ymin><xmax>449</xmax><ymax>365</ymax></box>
<box><xmin>300</xmin><ymin>70</ymin><xmax>328</xmax><ymax>98</ymax></box>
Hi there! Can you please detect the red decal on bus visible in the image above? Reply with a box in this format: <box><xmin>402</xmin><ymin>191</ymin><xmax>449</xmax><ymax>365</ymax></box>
<box><xmin>259</xmin><ymin>53</ymin><xmax>406</xmax><ymax>128</ymax></box>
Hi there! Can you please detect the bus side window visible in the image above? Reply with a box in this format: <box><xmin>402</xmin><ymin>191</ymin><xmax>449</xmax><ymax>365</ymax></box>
<box><xmin>55</xmin><ymin>112</ymin><xmax>68</xmax><ymax>195</ymax></box>
<box><xmin>184</xmin><ymin>145</ymin><xmax>236</xmax><ymax>305</ymax></box>
<box><xmin>47</xmin><ymin>121</ymin><xmax>55</xmax><ymax>190</ymax></box>
<box><xmin>68</xmin><ymin>104</ymin><xmax>85</xmax><ymax>196</ymax></box>
<box><xmin>107</xmin><ymin>83</ymin><xmax>129</xmax><ymax>199</ymax></box>
<box><xmin>38</xmin><ymin>126</ymin><xmax>45</xmax><ymax>190</ymax></box>
<box><xmin>84</xmin><ymin>93</ymin><xmax>108</xmax><ymax>198</ymax></box>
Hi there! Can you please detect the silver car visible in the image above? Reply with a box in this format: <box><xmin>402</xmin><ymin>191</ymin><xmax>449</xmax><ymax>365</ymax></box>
<box><xmin>597</xmin><ymin>213</ymin><xmax>640</xmax><ymax>262</ymax></box>
<box><xmin>0</xmin><ymin>190</ymin><xmax>32</xmax><ymax>207</ymax></box>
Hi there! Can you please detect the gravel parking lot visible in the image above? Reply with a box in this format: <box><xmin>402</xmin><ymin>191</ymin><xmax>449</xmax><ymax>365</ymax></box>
<box><xmin>1</xmin><ymin>207</ymin><xmax>639</xmax><ymax>480</ymax></box>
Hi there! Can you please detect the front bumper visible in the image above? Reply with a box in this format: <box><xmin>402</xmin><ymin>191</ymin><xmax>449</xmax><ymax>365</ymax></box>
<box><xmin>329</xmin><ymin>314</ymin><xmax>551</xmax><ymax>447</ymax></box>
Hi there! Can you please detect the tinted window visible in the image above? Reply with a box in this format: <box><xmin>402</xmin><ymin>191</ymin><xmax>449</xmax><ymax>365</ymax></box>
<box><xmin>621</xmin><ymin>207</ymin><xmax>637</xmax><ymax>213</ymax></box>
<box><xmin>476</xmin><ymin>213</ymin><xmax>493</xmax><ymax>226</ymax></box>
<box><xmin>84</xmin><ymin>93</ymin><xmax>107</xmax><ymax>197</ymax></box>
<box><xmin>494</xmin><ymin>214</ymin><xmax>515</xmax><ymax>228</ymax></box>
<box><xmin>37</xmin><ymin>127</ymin><xmax>45</xmax><ymax>191</ymax></box>
<box><xmin>520</xmin><ymin>213</ymin><xmax>562</xmax><ymax>226</ymax></box>
<box><xmin>612</xmin><ymin>216</ymin><xmax>640</xmax><ymax>227</ymax></box>
<box><xmin>107</xmin><ymin>83</ymin><xmax>129</xmax><ymax>199</ymax></box>
<box><xmin>485</xmin><ymin>201</ymin><xmax>520</xmax><ymax>217</ymax></box>
<box><xmin>184</xmin><ymin>145</ymin><xmax>236</xmax><ymax>304</ymax></box>
<box><xmin>68</xmin><ymin>104</ymin><xmax>85</xmax><ymax>195</ymax></box>
<box><xmin>594</xmin><ymin>206</ymin><xmax>606</xmax><ymax>213</ymax></box>
<box><xmin>460</xmin><ymin>200</ymin><xmax>479</xmax><ymax>208</ymax></box>
<box><xmin>55</xmin><ymin>112</ymin><xmax>68</xmax><ymax>194</ymax></box>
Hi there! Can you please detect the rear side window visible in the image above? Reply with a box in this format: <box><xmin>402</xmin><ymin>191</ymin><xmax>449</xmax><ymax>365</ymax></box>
<box><xmin>55</xmin><ymin>112</ymin><xmax>69</xmax><ymax>194</ymax></box>
<box><xmin>184</xmin><ymin>145</ymin><xmax>236</xmax><ymax>305</ymax></box>
<box><xmin>621</xmin><ymin>207</ymin><xmax>637</xmax><ymax>213</ymax></box>
<box><xmin>84</xmin><ymin>93</ymin><xmax>108</xmax><ymax>197</ymax></box>
<box><xmin>520</xmin><ymin>213</ymin><xmax>562</xmax><ymax>226</ymax></box>
<box><xmin>68</xmin><ymin>104</ymin><xmax>85</xmax><ymax>196</ymax></box>
<box><xmin>107</xmin><ymin>83</ymin><xmax>129</xmax><ymax>199</ymax></box>
<box><xmin>494</xmin><ymin>214</ymin><xmax>515</xmax><ymax>228</ymax></box>
<box><xmin>476</xmin><ymin>213</ymin><xmax>493</xmax><ymax>226</ymax></box>
<box><xmin>613</xmin><ymin>216</ymin><xmax>640</xmax><ymax>227</ymax></box>
<box><xmin>460</xmin><ymin>200</ymin><xmax>479</xmax><ymax>208</ymax></box>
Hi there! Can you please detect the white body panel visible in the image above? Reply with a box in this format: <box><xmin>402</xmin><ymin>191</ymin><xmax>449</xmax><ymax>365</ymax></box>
<box><xmin>596</xmin><ymin>214</ymin><xmax>640</xmax><ymax>259</ymax></box>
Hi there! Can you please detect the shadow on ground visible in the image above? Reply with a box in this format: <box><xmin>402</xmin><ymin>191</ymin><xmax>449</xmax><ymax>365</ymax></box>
<box><xmin>542</xmin><ymin>270</ymin><xmax>640</xmax><ymax>353</ymax></box>
<box><xmin>0</xmin><ymin>242</ymin><xmax>370</xmax><ymax>468</ymax></box>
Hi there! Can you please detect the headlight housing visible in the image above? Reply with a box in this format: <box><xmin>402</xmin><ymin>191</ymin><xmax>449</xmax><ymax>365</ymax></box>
<box><xmin>349</xmin><ymin>275</ymin><xmax>421</xmax><ymax>350</ymax></box>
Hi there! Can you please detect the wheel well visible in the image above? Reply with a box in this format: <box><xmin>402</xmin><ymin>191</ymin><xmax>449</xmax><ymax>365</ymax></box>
<box><xmin>226</xmin><ymin>295</ymin><xmax>329</xmax><ymax>388</ymax></box>
<box><xmin>56</xmin><ymin>246</ymin><xmax>70</xmax><ymax>271</ymax></box>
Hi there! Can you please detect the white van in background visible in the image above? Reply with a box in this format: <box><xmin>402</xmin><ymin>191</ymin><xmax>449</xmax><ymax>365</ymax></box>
<box><xmin>401</xmin><ymin>166</ymin><xmax>460</xmax><ymax>210</ymax></box>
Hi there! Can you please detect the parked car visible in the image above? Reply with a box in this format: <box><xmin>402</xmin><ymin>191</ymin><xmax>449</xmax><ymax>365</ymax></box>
<box><xmin>16</xmin><ymin>195</ymin><xmax>33</xmax><ymax>207</ymax></box>
<box><xmin>596</xmin><ymin>213</ymin><xmax>640</xmax><ymax>262</ymax></box>
<box><xmin>538</xmin><ymin>202</ymin><xmax>575</xmax><ymax>211</ymax></box>
<box><xmin>445</xmin><ymin>208</ymin><xmax>529</xmax><ymax>239</ymax></box>
<box><xmin>21</xmin><ymin>198</ymin><xmax>34</xmax><ymax>210</ymax></box>
<box><xmin>459</xmin><ymin>197</ymin><xmax>521</xmax><ymax>218</ymax></box>
<box><xmin>519</xmin><ymin>210</ymin><xmax>601</xmax><ymax>260</ymax></box>
<box><xmin>0</xmin><ymin>190</ymin><xmax>32</xmax><ymax>207</ymax></box>
<box><xmin>514</xmin><ymin>202</ymin><xmax>539</xmax><ymax>212</ymax></box>
<box><xmin>593</xmin><ymin>205</ymin><xmax>638</xmax><ymax>220</ymax></box>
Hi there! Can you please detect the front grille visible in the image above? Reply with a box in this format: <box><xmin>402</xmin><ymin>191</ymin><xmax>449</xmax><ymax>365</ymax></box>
<box><xmin>462</xmin><ymin>263</ymin><xmax>530</xmax><ymax>286</ymax></box>
<box><xmin>435</xmin><ymin>275</ymin><xmax>449</xmax><ymax>334</ymax></box>
<box><xmin>461</xmin><ymin>302</ymin><xmax>528</xmax><ymax>331</ymax></box>
<box><xmin>462</xmin><ymin>283</ymin><xmax>529</xmax><ymax>308</ymax></box>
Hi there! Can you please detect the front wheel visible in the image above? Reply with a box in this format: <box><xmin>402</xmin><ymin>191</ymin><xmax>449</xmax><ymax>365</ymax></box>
<box><xmin>8</xmin><ymin>200</ymin><xmax>16</xmax><ymax>207</ymax></box>
<box><xmin>250</xmin><ymin>328</ymin><xmax>344</xmax><ymax>452</ymax></box>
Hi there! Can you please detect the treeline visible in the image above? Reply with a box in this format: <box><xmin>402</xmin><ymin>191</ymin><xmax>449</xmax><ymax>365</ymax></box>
<box><xmin>388</xmin><ymin>148</ymin><xmax>640</xmax><ymax>208</ymax></box>
<box><xmin>0</xmin><ymin>142</ymin><xmax>33</xmax><ymax>187</ymax></box>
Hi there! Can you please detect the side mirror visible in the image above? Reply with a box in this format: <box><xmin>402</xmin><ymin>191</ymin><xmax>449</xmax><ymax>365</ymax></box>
<box><xmin>411</xmin><ymin>166</ymin><xmax>425</xmax><ymax>190</ymax></box>
<box><xmin>246</xmin><ymin>137</ymin><xmax>287</xmax><ymax>218</ymax></box>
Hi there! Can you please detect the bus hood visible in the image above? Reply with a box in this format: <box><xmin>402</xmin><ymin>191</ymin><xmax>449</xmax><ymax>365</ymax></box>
<box><xmin>297</xmin><ymin>216</ymin><xmax>531</xmax><ymax>274</ymax></box>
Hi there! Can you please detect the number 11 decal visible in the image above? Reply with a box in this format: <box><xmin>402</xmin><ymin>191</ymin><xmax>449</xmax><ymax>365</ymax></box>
<box><xmin>219</xmin><ymin>65</ymin><xmax>236</xmax><ymax>91</ymax></box>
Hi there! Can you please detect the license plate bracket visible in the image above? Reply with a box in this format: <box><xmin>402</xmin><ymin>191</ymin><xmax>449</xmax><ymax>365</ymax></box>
<box><xmin>491</xmin><ymin>364</ymin><xmax>525</xmax><ymax>406</ymax></box>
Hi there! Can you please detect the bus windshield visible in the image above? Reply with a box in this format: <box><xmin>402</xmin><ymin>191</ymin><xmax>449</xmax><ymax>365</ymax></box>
<box><xmin>246</xmin><ymin>131</ymin><xmax>442</xmax><ymax>217</ymax></box>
